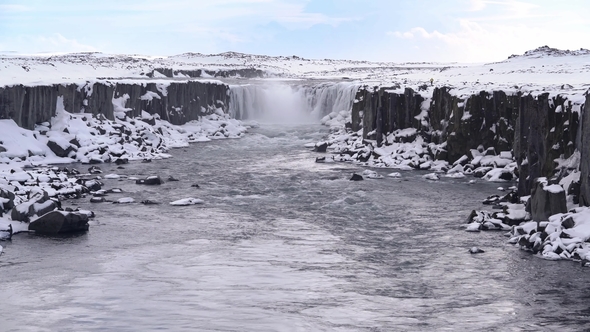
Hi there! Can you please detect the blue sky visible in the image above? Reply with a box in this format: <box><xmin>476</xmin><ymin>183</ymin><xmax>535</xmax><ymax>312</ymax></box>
<box><xmin>1</xmin><ymin>0</ymin><xmax>589</xmax><ymax>62</ymax></box>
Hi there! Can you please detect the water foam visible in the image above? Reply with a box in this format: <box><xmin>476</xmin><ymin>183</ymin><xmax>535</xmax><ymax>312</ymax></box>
<box><xmin>229</xmin><ymin>82</ymin><xmax>360</xmax><ymax>124</ymax></box>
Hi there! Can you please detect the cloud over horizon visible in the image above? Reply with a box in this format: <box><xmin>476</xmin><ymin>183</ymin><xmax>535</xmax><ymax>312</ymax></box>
<box><xmin>0</xmin><ymin>0</ymin><xmax>589</xmax><ymax>62</ymax></box>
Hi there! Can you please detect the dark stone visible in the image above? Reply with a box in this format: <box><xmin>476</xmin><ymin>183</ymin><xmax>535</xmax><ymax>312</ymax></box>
<box><xmin>500</xmin><ymin>191</ymin><xmax>519</xmax><ymax>204</ymax></box>
<box><xmin>88</xmin><ymin>166</ymin><xmax>102</xmax><ymax>174</ymax></box>
<box><xmin>482</xmin><ymin>194</ymin><xmax>500</xmax><ymax>205</ymax></box>
<box><xmin>0</xmin><ymin>189</ymin><xmax>15</xmax><ymax>212</ymax></box>
<box><xmin>141</xmin><ymin>200</ymin><xmax>160</xmax><ymax>205</ymax></box>
<box><xmin>47</xmin><ymin>140</ymin><xmax>76</xmax><ymax>158</ymax></box>
<box><xmin>469</xmin><ymin>247</ymin><xmax>485</xmax><ymax>254</ymax></box>
<box><xmin>191</xmin><ymin>184</ymin><xmax>200</xmax><ymax>188</ymax></box>
<box><xmin>0</xmin><ymin>224</ymin><xmax>12</xmax><ymax>240</ymax></box>
<box><xmin>29</xmin><ymin>211</ymin><xmax>89</xmax><ymax>234</ymax></box>
<box><xmin>562</xmin><ymin>216</ymin><xmax>575</xmax><ymax>229</ymax></box>
<box><xmin>167</xmin><ymin>176</ymin><xmax>180</xmax><ymax>181</ymax></box>
<box><xmin>473</xmin><ymin>167</ymin><xmax>493</xmax><ymax>178</ymax></box>
<box><xmin>90</xmin><ymin>197</ymin><xmax>106</xmax><ymax>203</ymax></box>
<box><xmin>350</xmin><ymin>173</ymin><xmax>364</xmax><ymax>181</ymax></box>
<box><xmin>315</xmin><ymin>157</ymin><xmax>326</xmax><ymax>163</ymax></box>
<box><xmin>568</xmin><ymin>180</ymin><xmax>580</xmax><ymax>205</ymax></box>
<box><xmin>314</xmin><ymin>142</ymin><xmax>328</xmax><ymax>152</ymax></box>
<box><xmin>115</xmin><ymin>158</ymin><xmax>129</xmax><ymax>165</ymax></box>
<box><xmin>11</xmin><ymin>190</ymin><xmax>56</xmax><ymax>222</ymax></box>
<box><xmin>530</xmin><ymin>180</ymin><xmax>567</xmax><ymax>221</ymax></box>
<box><xmin>82</xmin><ymin>179</ymin><xmax>102</xmax><ymax>192</ymax></box>
<box><xmin>515</xmin><ymin>227</ymin><xmax>528</xmax><ymax>235</ymax></box>
<box><xmin>136</xmin><ymin>176</ymin><xmax>162</xmax><ymax>185</ymax></box>
<box><xmin>498</xmin><ymin>171</ymin><xmax>514</xmax><ymax>181</ymax></box>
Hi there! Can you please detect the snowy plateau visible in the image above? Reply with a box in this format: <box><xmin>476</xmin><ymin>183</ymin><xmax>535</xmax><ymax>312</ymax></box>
<box><xmin>0</xmin><ymin>45</ymin><xmax>590</xmax><ymax>268</ymax></box>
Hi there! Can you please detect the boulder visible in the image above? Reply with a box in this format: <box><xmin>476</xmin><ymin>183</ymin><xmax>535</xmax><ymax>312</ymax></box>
<box><xmin>469</xmin><ymin>247</ymin><xmax>485</xmax><ymax>254</ymax></box>
<box><xmin>29</xmin><ymin>211</ymin><xmax>89</xmax><ymax>234</ymax></box>
<box><xmin>115</xmin><ymin>158</ymin><xmax>129</xmax><ymax>165</ymax></box>
<box><xmin>47</xmin><ymin>140</ymin><xmax>76</xmax><ymax>158</ymax></box>
<box><xmin>530</xmin><ymin>179</ymin><xmax>567</xmax><ymax>221</ymax></box>
<box><xmin>473</xmin><ymin>166</ymin><xmax>493</xmax><ymax>178</ymax></box>
<box><xmin>11</xmin><ymin>190</ymin><xmax>56</xmax><ymax>222</ymax></box>
<box><xmin>350</xmin><ymin>174</ymin><xmax>364</xmax><ymax>181</ymax></box>
<box><xmin>136</xmin><ymin>176</ymin><xmax>162</xmax><ymax>185</ymax></box>
<box><xmin>168</xmin><ymin>176</ymin><xmax>180</xmax><ymax>182</ymax></box>
<box><xmin>79</xmin><ymin>179</ymin><xmax>103</xmax><ymax>192</ymax></box>
<box><xmin>0</xmin><ymin>189</ymin><xmax>15</xmax><ymax>212</ymax></box>
<box><xmin>88</xmin><ymin>166</ymin><xmax>102</xmax><ymax>174</ymax></box>
<box><xmin>314</xmin><ymin>142</ymin><xmax>328</xmax><ymax>153</ymax></box>
<box><xmin>90</xmin><ymin>197</ymin><xmax>106</xmax><ymax>203</ymax></box>
<box><xmin>141</xmin><ymin>200</ymin><xmax>160</xmax><ymax>205</ymax></box>
<box><xmin>562</xmin><ymin>216</ymin><xmax>575</xmax><ymax>229</ymax></box>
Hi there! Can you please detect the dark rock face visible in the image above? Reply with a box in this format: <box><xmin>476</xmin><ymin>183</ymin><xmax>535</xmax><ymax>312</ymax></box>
<box><xmin>150</xmin><ymin>68</ymin><xmax>265</xmax><ymax>79</ymax></box>
<box><xmin>352</xmin><ymin>86</ymin><xmax>581</xmax><ymax>196</ymax></box>
<box><xmin>29</xmin><ymin>211</ymin><xmax>89</xmax><ymax>234</ymax></box>
<box><xmin>0</xmin><ymin>81</ymin><xmax>230</xmax><ymax>130</ymax></box>
<box><xmin>530</xmin><ymin>180</ymin><xmax>567</xmax><ymax>221</ymax></box>
<box><xmin>352</xmin><ymin>86</ymin><xmax>423</xmax><ymax>145</ymax></box>
<box><xmin>580</xmin><ymin>95</ymin><xmax>590</xmax><ymax>206</ymax></box>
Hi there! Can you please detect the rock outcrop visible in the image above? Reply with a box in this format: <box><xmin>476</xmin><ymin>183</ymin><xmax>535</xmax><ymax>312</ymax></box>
<box><xmin>0</xmin><ymin>80</ymin><xmax>230</xmax><ymax>130</ymax></box>
<box><xmin>351</xmin><ymin>86</ymin><xmax>582</xmax><ymax>196</ymax></box>
<box><xmin>530</xmin><ymin>179</ymin><xmax>567</xmax><ymax>221</ymax></box>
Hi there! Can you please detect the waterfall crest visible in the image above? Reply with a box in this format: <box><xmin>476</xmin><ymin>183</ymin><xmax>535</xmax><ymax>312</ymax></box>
<box><xmin>228</xmin><ymin>82</ymin><xmax>359</xmax><ymax>123</ymax></box>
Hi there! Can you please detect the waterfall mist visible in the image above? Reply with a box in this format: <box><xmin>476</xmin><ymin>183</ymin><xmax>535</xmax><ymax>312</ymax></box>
<box><xmin>229</xmin><ymin>82</ymin><xmax>359</xmax><ymax>124</ymax></box>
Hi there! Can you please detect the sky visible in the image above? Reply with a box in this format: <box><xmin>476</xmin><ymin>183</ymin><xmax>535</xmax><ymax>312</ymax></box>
<box><xmin>0</xmin><ymin>0</ymin><xmax>589</xmax><ymax>63</ymax></box>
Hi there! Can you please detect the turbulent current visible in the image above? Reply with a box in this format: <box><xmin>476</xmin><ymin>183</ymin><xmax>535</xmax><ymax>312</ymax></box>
<box><xmin>1</xmin><ymin>123</ymin><xmax>590</xmax><ymax>331</ymax></box>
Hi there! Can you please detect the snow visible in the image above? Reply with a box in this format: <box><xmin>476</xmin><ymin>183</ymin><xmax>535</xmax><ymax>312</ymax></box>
<box><xmin>170</xmin><ymin>198</ymin><xmax>204</xmax><ymax>206</ymax></box>
<box><xmin>545</xmin><ymin>184</ymin><xmax>565</xmax><ymax>194</ymax></box>
<box><xmin>422</xmin><ymin>173</ymin><xmax>439</xmax><ymax>181</ymax></box>
<box><xmin>362</xmin><ymin>170</ymin><xmax>384</xmax><ymax>179</ymax></box>
<box><xmin>0</xmin><ymin>47</ymin><xmax>588</xmax><ymax>100</ymax></box>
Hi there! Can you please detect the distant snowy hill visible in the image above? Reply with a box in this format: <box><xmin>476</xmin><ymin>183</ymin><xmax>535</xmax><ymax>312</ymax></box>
<box><xmin>1</xmin><ymin>46</ymin><xmax>589</xmax><ymax>100</ymax></box>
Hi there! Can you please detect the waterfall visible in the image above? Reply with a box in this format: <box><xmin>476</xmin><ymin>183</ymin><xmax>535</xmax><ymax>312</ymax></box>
<box><xmin>228</xmin><ymin>82</ymin><xmax>360</xmax><ymax>123</ymax></box>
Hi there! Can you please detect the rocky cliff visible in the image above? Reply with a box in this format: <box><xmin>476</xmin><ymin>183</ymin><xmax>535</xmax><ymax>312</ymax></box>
<box><xmin>351</xmin><ymin>86</ymin><xmax>582</xmax><ymax>197</ymax></box>
<box><xmin>0</xmin><ymin>80</ymin><xmax>229</xmax><ymax>129</ymax></box>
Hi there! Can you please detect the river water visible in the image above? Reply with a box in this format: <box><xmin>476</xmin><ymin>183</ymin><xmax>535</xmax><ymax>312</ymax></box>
<box><xmin>1</xmin><ymin>124</ymin><xmax>590</xmax><ymax>332</ymax></box>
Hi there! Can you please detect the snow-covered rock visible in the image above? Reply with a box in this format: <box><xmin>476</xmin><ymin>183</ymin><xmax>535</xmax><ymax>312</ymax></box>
<box><xmin>169</xmin><ymin>198</ymin><xmax>204</xmax><ymax>206</ymax></box>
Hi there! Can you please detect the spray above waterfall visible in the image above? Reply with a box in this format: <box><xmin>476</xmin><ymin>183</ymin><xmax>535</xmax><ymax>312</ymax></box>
<box><xmin>228</xmin><ymin>82</ymin><xmax>360</xmax><ymax>124</ymax></box>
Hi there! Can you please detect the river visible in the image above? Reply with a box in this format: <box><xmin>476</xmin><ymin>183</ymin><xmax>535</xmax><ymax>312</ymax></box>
<box><xmin>1</xmin><ymin>123</ymin><xmax>589</xmax><ymax>332</ymax></box>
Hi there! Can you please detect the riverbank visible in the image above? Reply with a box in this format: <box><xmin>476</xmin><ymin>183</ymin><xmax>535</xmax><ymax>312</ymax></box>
<box><xmin>0</xmin><ymin>107</ymin><xmax>247</xmax><ymax>245</ymax></box>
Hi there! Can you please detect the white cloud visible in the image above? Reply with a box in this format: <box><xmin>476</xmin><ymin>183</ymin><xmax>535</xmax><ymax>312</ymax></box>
<box><xmin>0</xmin><ymin>34</ymin><xmax>96</xmax><ymax>54</ymax></box>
